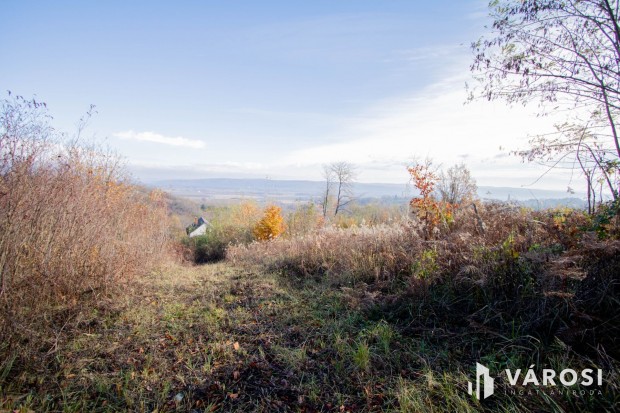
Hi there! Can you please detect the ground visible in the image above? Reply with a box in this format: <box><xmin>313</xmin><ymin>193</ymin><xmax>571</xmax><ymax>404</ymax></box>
<box><xmin>1</xmin><ymin>262</ymin><xmax>616</xmax><ymax>412</ymax></box>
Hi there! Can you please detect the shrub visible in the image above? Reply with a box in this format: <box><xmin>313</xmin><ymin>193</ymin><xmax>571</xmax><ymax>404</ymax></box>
<box><xmin>285</xmin><ymin>202</ymin><xmax>323</xmax><ymax>238</ymax></box>
<box><xmin>590</xmin><ymin>199</ymin><xmax>620</xmax><ymax>239</ymax></box>
<box><xmin>408</xmin><ymin>161</ymin><xmax>458</xmax><ymax>238</ymax></box>
<box><xmin>253</xmin><ymin>205</ymin><xmax>286</xmax><ymax>241</ymax></box>
<box><xmin>183</xmin><ymin>201</ymin><xmax>262</xmax><ymax>263</ymax></box>
<box><xmin>185</xmin><ymin>232</ymin><xmax>227</xmax><ymax>263</ymax></box>
<box><xmin>0</xmin><ymin>95</ymin><xmax>170</xmax><ymax>362</ymax></box>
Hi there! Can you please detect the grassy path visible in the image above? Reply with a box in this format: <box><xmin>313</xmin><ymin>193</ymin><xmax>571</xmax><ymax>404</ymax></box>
<box><xmin>100</xmin><ymin>263</ymin><xmax>433</xmax><ymax>412</ymax></box>
<box><xmin>1</xmin><ymin>263</ymin><xmax>421</xmax><ymax>412</ymax></box>
<box><xmin>2</xmin><ymin>262</ymin><xmax>617</xmax><ymax>412</ymax></box>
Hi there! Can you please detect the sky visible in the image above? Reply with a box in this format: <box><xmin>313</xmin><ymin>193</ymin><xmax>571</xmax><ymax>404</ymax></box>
<box><xmin>0</xmin><ymin>1</ymin><xmax>582</xmax><ymax>191</ymax></box>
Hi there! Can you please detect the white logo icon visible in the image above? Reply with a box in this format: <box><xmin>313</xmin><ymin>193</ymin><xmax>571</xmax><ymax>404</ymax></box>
<box><xmin>468</xmin><ymin>363</ymin><xmax>495</xmax><ymax>400</ymax></box>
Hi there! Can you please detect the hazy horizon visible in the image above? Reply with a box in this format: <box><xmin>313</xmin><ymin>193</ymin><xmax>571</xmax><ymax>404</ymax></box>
<box><xmin>150</xmin><ymin>176</ymin><xmax>586</xmax><ymax>207</ymax></box>
<box><xmin>1</xmin><ymin>1</ymin><xmax>585</xmax><ymax>192</ymax></box>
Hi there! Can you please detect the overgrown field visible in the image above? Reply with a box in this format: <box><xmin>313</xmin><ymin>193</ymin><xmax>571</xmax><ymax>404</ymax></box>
<box><xmin>2</xmin><ymin>95</ymin><xmax>619</xmax><ymax>412</ymax></box>
<box><xmin>1</xmin><ymin>249</ymin><xmax>618</xmax><ymax>412</ymax></box>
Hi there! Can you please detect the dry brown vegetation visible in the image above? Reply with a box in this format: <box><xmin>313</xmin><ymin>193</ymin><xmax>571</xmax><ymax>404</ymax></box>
<box><xmin>1</xmin><ymin>95</ymin><xmax>619</xmax><ymax>412</ymax></box>
<box><xmin>226</xmin><ymin>202</ymin><xmax>620</xmax><ymax>411</ymax></box>
<box><xmin>0</xmin><ymin>96</ymin><xmax>171</xmax><ymax>371</ymax></box>
<box><xmin>227</xmin><ymin>203</ymin><xmax>586</xmax><ymax>284</ymax></box>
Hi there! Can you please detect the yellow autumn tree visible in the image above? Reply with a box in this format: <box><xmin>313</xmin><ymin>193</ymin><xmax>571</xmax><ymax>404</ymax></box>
<box><xmin>253</xmin><ymin>205</ymin><xmax>286</xmax><ymax>241</ymax></box>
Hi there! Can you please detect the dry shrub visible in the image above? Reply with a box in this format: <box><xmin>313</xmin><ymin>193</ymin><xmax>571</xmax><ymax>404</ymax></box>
<box><xmin>0</xmin><ymin>95</ymin><xmax>170</xmax><ymax>357</ymax></box>
<box><xmin>285</xmin><ymin>202</ymin><xmax>323</xmax><ymax>238</ymax></box>
<box><xmin>228</xmin><ymin>222</ymin><xmax>425</xmax><ymax>283</ymax></box>
<box><xmin>227</xmin><ymin>200</ymin><xmax>620</xmax><ymax>358</ymax></box>
<box><xmin>228</xmin><ymin>202</ymin><xmax>562</xmax><ymax>285</ymax></box>
<box><xmin>212</xmin><ymin>201</ymin><xmax>262</xmax><ymax>244</ymax></box>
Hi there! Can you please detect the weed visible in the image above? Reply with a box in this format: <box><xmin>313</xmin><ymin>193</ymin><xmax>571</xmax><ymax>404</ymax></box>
<box><xmin>353</xmin><ymin>341</ymin><xmax>371</xmax><ymax>372</ymax></box>
<box><xmin>365</xmin><ymin>320</ymin><xmax>396</xmax><ymax>355</ymax></box>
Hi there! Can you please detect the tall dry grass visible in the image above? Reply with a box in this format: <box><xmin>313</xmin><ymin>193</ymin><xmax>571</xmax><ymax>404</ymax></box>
<box><xmin>229</xmin><ymin>199</ymin><xmax>620</xmax><ymax>356</ymax></box>
<box><xmin>0</xmin><ymin>95</ymin><xmax>170</xmax><ymax>359</ymax></box>
<box><xmin>228</xmin><ymin>199</ymin><xmax>620</xmax><ymax>374</ymax></box>
<box><xmin>227</xmin><ymin>203</ymin><xmax>563</xmax><ymax>283</ymax></box>
<box><xmin>228</xmin><ymin>222</ymin><xmax>423</xmax><ymax>282</ymax></box>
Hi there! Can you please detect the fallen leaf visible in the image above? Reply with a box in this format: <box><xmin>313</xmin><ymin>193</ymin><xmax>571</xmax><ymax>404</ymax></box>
<box><xmin>228</xmin><ymin>393</ymin><xmax>239</xmax><ymax>399</ymax></box>
<box><xmin>233</xmin><ymin>342</ymin><xmax>240</xmax><ymax>351</ymax></box>
<box><xmin>233</xmin><ymin>370</ymin><xmax>240</xmax><ymax>379</ymax></box>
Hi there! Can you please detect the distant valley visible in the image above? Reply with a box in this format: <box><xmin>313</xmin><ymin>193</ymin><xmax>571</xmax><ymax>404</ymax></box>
<box><xmin>152</xmin><ymin>178</ymin><xmax>587</xmax><ymax>209</ymax></box>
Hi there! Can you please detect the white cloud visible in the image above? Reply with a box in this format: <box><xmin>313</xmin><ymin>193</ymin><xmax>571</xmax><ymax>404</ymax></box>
<box><xmin>114</xmin><ymin>130</ymin><xmax>206</xmax><ymax>149</ymax></box>
<box><xmin>281</xmin><ymin>73</ymin><xmax>578</xmax><ymax>189</ymax></box>
<box><xmin>115</xmin><ymin>53</ymin><xmax>586</xmax><ymax>192</ymax></box>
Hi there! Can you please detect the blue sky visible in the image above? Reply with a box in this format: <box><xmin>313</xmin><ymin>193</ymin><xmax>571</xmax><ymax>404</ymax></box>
<box><xmin>1</xmin><ymin>1</ymin><xmax>578</xmax><ymax>190</ymax></box>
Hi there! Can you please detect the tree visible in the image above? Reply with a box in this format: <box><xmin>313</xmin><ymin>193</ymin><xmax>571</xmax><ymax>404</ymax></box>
<box><xmin>408</xmin><ymin>159</ymin><xmax>441</xmax><ymax>238</ymax></box>
<box><xmin>321</xmin><ymin>164</ymin><xmax>334</xmax><ymax>218</ymax></box>
<box><xmin>322</xmin><ymin>162</ymin><xmax>356</xmax><ymax>217</ymax></box>
<box><xmin>437</xmin><ymin>163</ymin><xmax>478</xmax><ymax>205</ymax></box>
<box><xmin>331</xmin><ymin>162</ymin><xmax>356</xmax><ymax>216</ymax></box>
<box><xmin>470</xmin><ymin>0</ymin><xmax>620</xmax><ymax>202</ymax></box>
<box><xmin>253</xmin><ymin>205</ymin><xmax>286</xmax><ymax>241</ymax></box>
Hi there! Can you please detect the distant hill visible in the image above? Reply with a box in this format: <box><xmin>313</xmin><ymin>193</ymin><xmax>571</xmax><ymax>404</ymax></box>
<box><xmin>152</xmin><ymin>178</ymin><xmax>586</xmax><ymax>209</ymax></box>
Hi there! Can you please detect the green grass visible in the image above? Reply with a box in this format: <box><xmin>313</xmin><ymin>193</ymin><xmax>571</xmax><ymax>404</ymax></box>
<box><xmin>1</xmin><ymin>261</ymin><xmax>618</xmax><ymax>412</ymax></box>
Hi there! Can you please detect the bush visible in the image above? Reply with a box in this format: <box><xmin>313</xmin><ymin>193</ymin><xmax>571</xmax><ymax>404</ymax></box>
<box><xmin>253</xmin><ymin>205</ymin><xmax>285</xmax><ymax>241</ymax></box>
<box><xmin>590</xmin><ymin>199</ymin><xmax>620</xmax><ymax>239</ymax></box>
<box><xmin>285</xmin><ymin>202</ymin><xmax>323</xmax><ymax>238</ymax></box>
<box><xmin>0</xmin><ymin>95</ymin><xmax>170</xmax><ymax>362</ymax></box>
<box><xmin>184</xmin><ymin>232</ymin><xmax>227</xmax><ymax>263</ymax></box>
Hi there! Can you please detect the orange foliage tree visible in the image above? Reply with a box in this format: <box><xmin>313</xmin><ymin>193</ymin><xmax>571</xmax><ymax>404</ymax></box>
<box><xmin>408</xmin><ymin>161</ymin><xmax>456</xmax><ymax>238</ymax></box>
<box><xmin>253</xmin><ymin>205</ymin><xmax>286</xmax><ymax>241</ymax></box>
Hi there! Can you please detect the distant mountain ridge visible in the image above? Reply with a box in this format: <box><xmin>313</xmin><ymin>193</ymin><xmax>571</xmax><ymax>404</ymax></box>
<box><xmin>153</xmin><ymin>178</ymin><xmax>586</xmax><ymax>208</ymax></box>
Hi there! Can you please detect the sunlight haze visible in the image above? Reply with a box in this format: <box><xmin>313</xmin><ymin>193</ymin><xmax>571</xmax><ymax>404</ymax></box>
<box><xmin>1</xmin><ymin>1</ymin><xmax>576</xmax><ymax>191</ymax></box>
